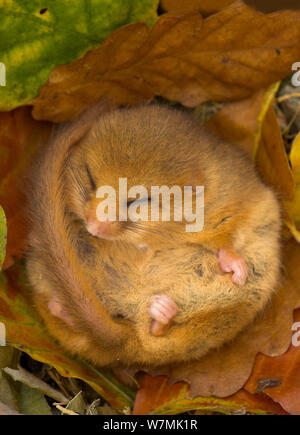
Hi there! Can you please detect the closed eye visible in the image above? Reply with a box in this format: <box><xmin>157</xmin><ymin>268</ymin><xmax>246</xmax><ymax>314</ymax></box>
<box><xmin>127</xmin><ymin>199</ymin><xmax>135</xmax><ymax>208</ymax></box>
<box><xmin>85</xmin><ymin>164</ymin><xmax>96</xmax><ymax>191</ymax></box>
<box><xmin>127</xmin><ymin>197</ymin><xmax>151</xmax><ymax>207</ymax></box>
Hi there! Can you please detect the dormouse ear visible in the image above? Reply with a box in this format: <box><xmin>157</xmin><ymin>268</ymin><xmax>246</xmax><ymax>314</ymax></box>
<box><xmin>56</xmin><ymin>98</ymin><xmax>112</xmax><ymax>148</ymax></box>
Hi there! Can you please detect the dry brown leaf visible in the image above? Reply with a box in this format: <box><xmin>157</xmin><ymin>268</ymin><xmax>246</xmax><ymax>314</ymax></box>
<box><xmin>207</xmin><ymin>88</ymin><xmax>295</xmax><ymax>201</ymax></box>
<box><xmin>244</xmin><ymin>308</ymin><xmax>300</xmax><ymax>415</ymax></box>
<box><xmin>0</xmin><ymin>108</ymin><xmax>52</xmax><ymax>269</ymax></box>
<box><xmin>224</xmin><ymin>389</ymin><xmax>288</xmax><ymax>415</ymax></box>
<box><xmin>32</xmin><ymin>2</ymin><xmax>300</xmax><ymax>122</ymax></box>
<box><xmin>160</xmin><ymin>0</ymin><xmax>235</xmax><ymax>15</ymax></box>
<box><xmin>256</xmin><ymin>105</ymin><xmax>295</xmax><ymax>201</ymax></box>
<box><xmin>130</xmin><ymin>239</ymin><xmax>300</xmax><ymax>405</ymax></box>
<box><xmin>133</xmin><ymin>374</ymin><xmax>288</xmax><ymax>414</ymax></box>
<box><xmin>244</xmin><ymin>0</ymin><xmax>300</xmax><ymax>13</ymax></box>
<box><xmin>206</xmin><ymin>89</ymin><xmax>266</xmax><ymax>154</ymax></box>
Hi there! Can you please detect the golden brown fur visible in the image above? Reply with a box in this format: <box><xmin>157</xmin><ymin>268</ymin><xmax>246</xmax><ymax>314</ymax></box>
<box><xmin>26</xmin><ymin>104</ymin><xmax>281</xmax><ymax>367</ymax></box>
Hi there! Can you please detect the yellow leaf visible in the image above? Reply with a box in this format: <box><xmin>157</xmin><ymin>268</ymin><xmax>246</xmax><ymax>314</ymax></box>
<box><xmin>285</xmin><ymin>133</ymin><xmax>300</xmax><ymax>240</ymax></box>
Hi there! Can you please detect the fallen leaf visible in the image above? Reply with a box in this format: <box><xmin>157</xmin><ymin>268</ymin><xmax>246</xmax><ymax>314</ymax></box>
<box><xmin>224</xmin><ymin>389</ymin><xmax>288</xmax><ymax>415</ymax></box>
<box><xmin>244</xmin><ymin>309</ymin><xmax>300</xmax><ymax>415</ymax></box>
<box><xmin>0</xmin><ymin>264</ymin><xmax>135</xmax><ymax>412</ymax></box>
<box><xmin>0</xmin><ymin>346</ymin><xmax>20</xmax><ymax>412</ymax></box>
<box><xmin>285</xmin><ymin>133</ymin><xmax>300</xmax><ymax>240</ymax></box>
<box><xmin>18</xmin><ymin>384</ymin><xmax>51</xmax><ymax>415</ymax></box>
<box><xmin>244</xmin><ymin>0</ymin><xmax>300</xmax><ymax>13</ymax></box>
<box><xmin>0</xmin><ymin>206</ymin><xmax>6</xmax><ymax>270</ymax></box>
<box><xmin>97</xmin><ymin>403</ymin><xmax>121</xmax><ymax>415</ymax></box>
<box><xmin>133</xmin><ymin>375</ymin><xmax>287</xmax><ymax>414</ymax></box>
<box><xmin>206</xmin><ymin>83</ymin><xmax>300</xmax><ymax>244</ymax></box>
<box><xmin>32</xmin><ymin>1</ymin><xmax>300</xmax><ymax>122</ymax></box>
<box><xmin>66</xmin><ymin>391</ymin><xmax>86</xmax><ymax>415</ymax></box>
<box><xmin>255</xmin><ymin>102</ymin><xmax>295</xmax><ymax>200</ymax></box>
<box><xmin>0</xmin><ymin>346</ymin><xmax>19</xmax><ymax>370</ymax></box>
<box><xmin>160</xmin><ymin>0</ymin><xmax>235</xmax><ymax>15</ymax></box>
<box><xmin>290</xmin><ymin>132</ymin><xmax>300</xmax><ymax>181</ymax></box>
<box><xmin>4</xmin><ymin>365</ymin><xmax>67</xmax><ymax>403</ymax></box>
<box><xmin>0</xmin><ymin>108</ymin><xmax>52</xmax><ymax>269</ymax></box>
<box><xmin>206</xmin><ymin>85</ymin><xmax>295</xmax><ymax>201</ymax></box>
<box><xmin>0</xmin><ymin>0</ymin><xmax>158</xmax><ymax>110</ymax></box>
<box><xmin>134</xmin><ymin>376</ymin><xmax>188</xmax><ymax>415</ymax></box>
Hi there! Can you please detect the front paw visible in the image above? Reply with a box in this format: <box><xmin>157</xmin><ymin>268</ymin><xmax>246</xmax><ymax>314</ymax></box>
<box><xmin>148</xmin><ymin>294</ymin><xmax>178</xmax><ymax>337</ymax></box>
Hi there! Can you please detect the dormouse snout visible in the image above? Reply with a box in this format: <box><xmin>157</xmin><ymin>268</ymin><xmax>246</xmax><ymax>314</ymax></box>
<box><xmin>86</xmin><ymin>217</ymin><xmax>112</xmax><ymax>238</ymax></box>
<box><xmin>84</xmin><ymin>201</ymin><xmax>117</xmax><ymax>240</ymax></box>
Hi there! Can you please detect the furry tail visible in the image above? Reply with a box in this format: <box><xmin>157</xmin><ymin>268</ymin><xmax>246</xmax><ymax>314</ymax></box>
<box><xmin>28</xmin><ymin>101</ymin><xmax>132</xmax><ymax>345</ymax></box>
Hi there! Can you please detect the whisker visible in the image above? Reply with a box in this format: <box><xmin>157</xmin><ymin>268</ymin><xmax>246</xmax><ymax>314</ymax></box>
<box><xmin>127</xmin><ymin>222</ymin><xmax>179</xmax><ymax>241</ymax></box>
<box><xmin>67</xmin><ymin>163</ymin><xmax>89</xmax><ymax>200</ymax></box>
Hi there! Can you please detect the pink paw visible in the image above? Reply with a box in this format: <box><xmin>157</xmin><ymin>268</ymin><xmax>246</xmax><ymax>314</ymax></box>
<box><xmin>218</xmin><ymin>248</ymin><xmax>248</xmax><ymax>286</ymax></box>
<box><xmin>148</xmin><ymin>295</ymin><xmax>178</xmax><ymax>336</ymax></box>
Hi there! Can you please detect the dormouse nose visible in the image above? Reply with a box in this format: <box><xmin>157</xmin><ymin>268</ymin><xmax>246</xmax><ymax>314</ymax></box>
<box><xmin>86</xmin><ymin>218</ymin><xmax>111</xmax><ymax>238</ymax></box>
<box><xmin>84</xmin><ymin>199</ymin><xmax>116</xmax><ymax>239</ymax></box>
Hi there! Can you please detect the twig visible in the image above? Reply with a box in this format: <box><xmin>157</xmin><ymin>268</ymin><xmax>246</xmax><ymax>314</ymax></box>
<box><xmin>277</xmin><ymin>93</ymin><xmax>300</xmax><ymax>103</ymax></box>
<box><xmin>282</xmin><ymin>100</ymin><xmax>300</xmax><ymax>136</ymax></box>
<box><xmin>53</xmin><ymin>403</ymin><xmax>79</xmax><ymax>415</ymax></box>
<box><xmin>47</xmin><ymin>368</ymin><xmax>72</xmax><ymax>400</ymax></box>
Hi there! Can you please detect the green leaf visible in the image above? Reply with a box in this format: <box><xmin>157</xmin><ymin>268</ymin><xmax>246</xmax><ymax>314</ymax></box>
<box><xmin>148</xmin><ymin>396</ymin><xmax>270</xmax><ymax>416</ymax></box>
<box><xmin>0</xmin><ymin>0</ymin><xmax>158</xmax><ymax>110</ymax></box>
<box><xmin>4</xmin><ymin>365</ymin><xmax>67</xmax><ymax>403</ymax></box>
<box><xmin>0</xmin><ymin>371</ymin><xmax>19</xmax><ymax>411</ymax></box>
<box><xmin>19</xmin><ymin>384</ymin><xmax>51</xmax><ymax>415</ymax></box>
<box><xmin>66</xmin><ymin>391</ymin><xmax>86</xmax><ymax>415</ymax></box>
<box><xmin>0</xmin><ymin>347</ymin><xmax>20</xmax><ymax>412</ymax></box>
<box><xmin>0</xmin><ymin>346</ymin><xmax>19</xmax><ymax>369</ymax></box>
<box><xmin>0</xmin><ymin>206</ymin><xmax>6</xmax><ymax>270</ymax></box>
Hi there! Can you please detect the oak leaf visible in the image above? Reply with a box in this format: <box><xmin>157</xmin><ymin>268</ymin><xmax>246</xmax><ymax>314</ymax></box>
<box><xmin>244</xmin><ymin>310</ymin><xmax>300</xmax><ymax>415</ymax></box>
<box><xmin>0</xmin><ymin>0</ymin><xmax>158</xmax><ymax>110</ymax></box>
<box><xmin>161</xmin><ymin>0</ymin><xmax>300</xmax><ymax>15</ymax></box>
<box><xmin>0</xmin><ymin>108</ymin><xmax>52</xmax><ymax>269</ymax></box>
<box><xmin>133</xmin><ymin>375</ymin><xmax>288</xmax><ymax>415</ymax></box>
<box><xmin>32</xmin><ymin>1</ymin><xmax>300</xmax><ymax>122</ymax></box>
<box><xmin>160</xmin><ymin>0</ymin><xmax>235</xmax><ymax>15</ymax></box>
<box><xmin>206</xmin><ymin>85</ymin><xmax>295</xmax><ymax>201</ymax></box>
<box><xmin>244</xmin><ymin>0</ymin><xmax>300</xmax><ymax>13</ymax></box>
